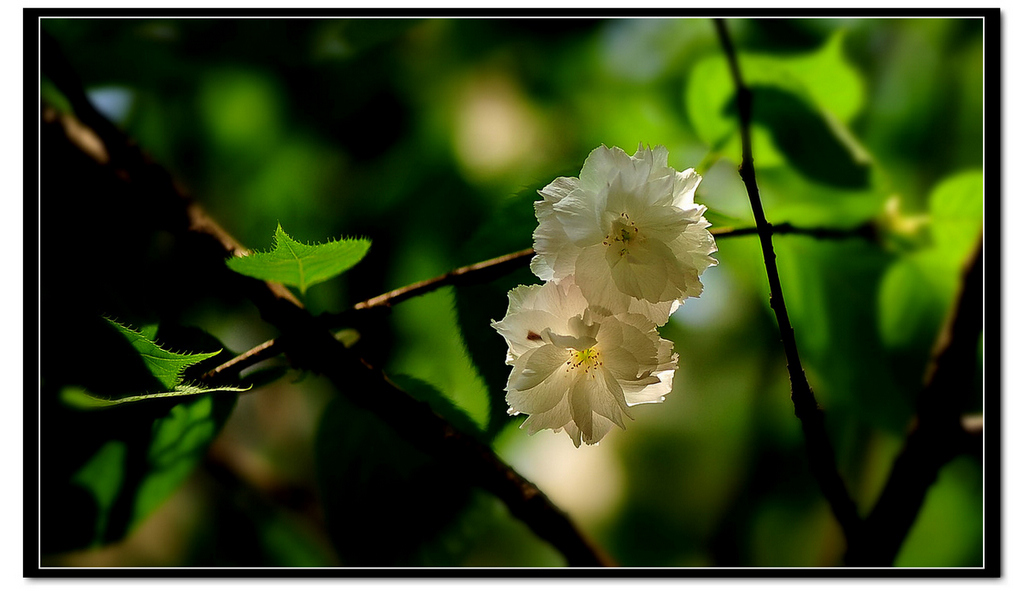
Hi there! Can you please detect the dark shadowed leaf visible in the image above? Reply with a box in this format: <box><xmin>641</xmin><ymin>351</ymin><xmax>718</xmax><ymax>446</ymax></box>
<box><xmin>746</xmin><ymin>86</ymin><xmax>872</xmax><ymax>189</ymax></box>
<box><xmin>314</xmin><ymin>389</ymin><xmax>474</xmax><ymax>565</ymax></box>
<box><xmin>453</xmin><ymin>190</ymin><xmax>540</xmax><ymax>438</ymax></box>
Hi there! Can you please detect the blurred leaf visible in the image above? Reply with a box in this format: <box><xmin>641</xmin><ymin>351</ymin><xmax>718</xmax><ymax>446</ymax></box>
<box><xmin>131</xmin><ymin>396</ymin><xmax>227</xmax><ymax>528</ymax></box>
<box><xmin>199</xmin><ymin>69</ymin><xmax>283</xmax><ymax>156</ymax></box>
<box><xmin>453</xmin><ymin>190</ymin><xmax>539</xmax><ymax>438</ymax></box>
<box><xmin>895</xmin><ymin>457</ymin><xmax>983</xmax><ymax>566</ymax></box>
<box><xmin>70</xmin><ymin>440</ymin><xmax>127</xmax><ymax>546</ymax></box>
<box><xmin>929</xmin><ymin>169</ymin><xmax>983</xmax><ymax>259</ymax></box>
<box><xmin>255</xmin><ymin>511</ymin><xmax>337</xmax><ymax>567</ymax></box>
<box><xmin>390</xmin><ymin>374</ymin><xmax>483</xmax><ymax>440</ymax></box>
<box><xmin>41</xmin><ymin>75</ymin><xmax>74</xmax><ymax>114</ymax></box>
<box><xmin>878</xmin><ymin>170</ymin><xmax>982</xmax><ymax>351</ymax></box>
<box><xmin>107</xmin><ymin>318</ymin><xmax>220</xmax><ymax>390</ymax></box>
<box><xmin>778</xmin><ymin>30</ymin><xmax>863</xmax><ymax>122</ymax></box>
<box><xmin>685</xmin><ymin>31</ymin><xmax>870</xmax><ymax>188</ymax></box>
<box><xmin>746</xmin><ymin>86</ymin><xmax>871</xmax><ymax>188</ymax></box>
<box><xmin>878</xmin><ymin>251</ymin><xmax>957</xmax><ymax>350</ymax></box>
<box><xmin>775</xmin><ymin>236</ymin><xmax>909</xmax><ymax>430</ymax></box>
<box><xmin>226</xmin><ymin>224</ymin><xmax>370</xmax><ymax>294</ymax></box>
<box><xmin>314</xmin><ymin>391</ymin><xmax>473</xmax><ymax>565</ymax></box>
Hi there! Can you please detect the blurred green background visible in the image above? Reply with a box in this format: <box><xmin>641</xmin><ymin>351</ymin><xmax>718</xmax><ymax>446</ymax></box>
<box><xmin>39</xmin><ymin>17</ymin><xmax>985</xmax><ymax>567</ymax></box>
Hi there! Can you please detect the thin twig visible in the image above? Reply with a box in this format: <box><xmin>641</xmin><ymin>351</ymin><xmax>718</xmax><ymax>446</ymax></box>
<box><xmin>201</xmin><ymin>338</ymin><xmax>283</xmax><ymax>381</ymax></box>
<box><xmin>845</xmin><ymin>239</ymin><xmax>983</xmax><ymax>566</ymax></box>
<box><xmin>714</xmin><ymin>18</ymin><xmax>863</xmax><ymax>547</ymax></box>
<box><xmin>211</xmin><ymin>222</ymin><xmax>877</xmax><ymax>382</ymax></box>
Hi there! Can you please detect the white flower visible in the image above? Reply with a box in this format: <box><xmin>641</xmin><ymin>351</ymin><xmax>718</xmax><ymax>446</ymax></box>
<box><xmin>531</xmin><ymin>144</ymin><xmax>718</xmax><ymax>325</ymax></box>
<box><xmin>491</xmin><ymin>278</ymin><xmax>678</xmax><ymax>447</ymax></box>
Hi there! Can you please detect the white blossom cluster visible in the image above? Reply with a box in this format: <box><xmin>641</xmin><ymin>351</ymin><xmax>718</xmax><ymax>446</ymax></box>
<box><xmin>492</xmin><ymin>145</ymin><xmax>718</xmax><ymax>446</ymax></box>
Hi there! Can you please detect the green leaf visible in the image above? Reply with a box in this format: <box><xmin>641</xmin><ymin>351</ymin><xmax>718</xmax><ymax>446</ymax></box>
<box><xmin>878</xmin><ymin>250</ymin><xmax>958</xmax><ymax>350</ymax></box>
<box><xmin>61</xmin><ymin>383</ymin><xmax>249</xmax><ymax>410</ymax></box>
<box><xmin>70</xmin><ymin>440</ymin><xmax>127</xmax><ymax>546</ymax></box>
<box><xmin>225</xmin><ymin>224</ymin><xmax>370</xmax><ymax>294</ymax></box>
<box><xmin>107</xmin><ymin>318</ymin><xmax>220</xmax><ymax>390</ymax></box>
<box><xmin>746</xmin><ymin>86</ymin><xmax>872</xmax><ymax>188</ymax></box>
<box><xmin>390</xmin><ymin>374</ymin><xmax>483</xmax><ymax>441</ymax></box>
<box><xmin>315</xmin><ymin>393</ymin><xmax>473</xmax><ymax>565</ymax></box>
<box><xmin>131</xmin><ymin>396</ymin><xmax>224</xmax><ymax>528</ymax></box>
<box><xmin>929</xmin><ymin>169</ymin><xmax>983</xmax><ymax>260</ymax></box>
<box><xmin>452</xmin><ymin>190</ymin><xmax>539</xmax><ymax>438</ymax></box>
<box><xmin>685</xmin><ymin>30</ymin><xmax>871</xmax><ymax>188</ymax></box>
<box><xmin>81</xmin><ymin>319</ymin><xmax>249</xmax><ymax>410</ymax></box>
<box><xmin>877</xmin><ymin>171</ymin><xmax>983</xmax><ymax>353</ymax></box>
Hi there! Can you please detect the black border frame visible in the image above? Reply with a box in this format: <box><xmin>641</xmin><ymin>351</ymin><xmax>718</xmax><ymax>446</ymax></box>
<box><xmin>24</xmin><ymin>6</ymin><xmax>1002</xmax><ymax>578</ymax></box>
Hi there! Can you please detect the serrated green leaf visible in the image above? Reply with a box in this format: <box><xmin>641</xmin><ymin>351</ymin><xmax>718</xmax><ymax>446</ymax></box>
<box><xmin>225</xmin><ymin>224</ymin><xmax>370</xmax><ymax>294</ymax></box>
<box><xmin>107</xmin><ymin>318</ymin><xmax>220</xmax><ymax>390</ymax></box>
<box><xmin>60</xmin><ymin>383</ymin><xmax>249</xmax><ymax>410</ymax></box>
<box><xmin>64</xmin><ymin>319</ymin><xmax>250</xmax><ymax>410</ymax></box>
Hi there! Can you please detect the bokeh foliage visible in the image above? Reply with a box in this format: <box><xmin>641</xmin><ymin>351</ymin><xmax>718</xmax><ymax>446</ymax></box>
<box><xmin>39</xmin><ymin>17</ymin><xmax>985</xmax><ymax>567</ymax></box>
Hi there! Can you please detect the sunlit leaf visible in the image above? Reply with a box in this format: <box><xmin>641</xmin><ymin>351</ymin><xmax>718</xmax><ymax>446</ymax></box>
<box><xmin>895</xmin><ymin>457</ymin><xmax>983</xmax><ymax>566</ymax></box>
<box><xmin>685</xmin><ymin>31</ymin><xmax>871</xmax><ymax>188</ymax></box>
<box><xmin>878</xmin><ymin>250</ymin><xmax>958</xmax><ymax>350</ymax></box>
<box><xmin>61</xmin><ymin>383</ymin><xmax>248</xmax><ymax>410</ymax></box>
<box><xmin>929</xmin><ymin>169</ymin><xmax>983</xmax><ymax>260</ymax></box>
<box><xmin>107</xmin><ymin>318</ymin><xmax>220</xmax><ymax>390</ymax></box>
<box><xmin>225</xmin><ymin>224</ymin><xmax>370</xmax><ymax>294</ymax></box>
<box><xmin>75</xmin><ymin>319</ymin><xmax>249</xmax><ymax>409</ymax></box>
<box><xmin>878</xmin><ymin>170</ymin><xmax>983</xmax><ymax>353</ymax></box>
<box><xmin>747</xmin><ymin>86</ymin><xmax>871</xmax><ymax>188</ymax></box>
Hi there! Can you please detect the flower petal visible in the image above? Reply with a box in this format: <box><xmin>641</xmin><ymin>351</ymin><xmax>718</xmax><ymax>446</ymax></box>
<box><xmin>568</xmin><ymin>377</ymin><xmax>595</xmax><ymax>441</ymax></box>
<box><xmin>671</xmin><ymin>168</ymin><xmax>702</xmax><ymax>209</ymax></box>
<box><xmin>578</xmin><ymin>145</ymin><xmax>634</xmax><ymax>195</ymax></box>
<box><xmin>507</xmin><ymin>343</ymin><xmax>567</xmax><ymax>391</ymax></box>
<box><xmin>574</xmin><ymin>244</ymin><xmax>631</xmax><ymax>314</ymax></box>
<box><xmin>507</xmin><ymin>362</ymin><xmax>573</xmax><ymax>415</ymax></box>
<box><xmin>520</xmin><ymin>396</ymin><xmax>572</xmax><ymax>436</ymax></box>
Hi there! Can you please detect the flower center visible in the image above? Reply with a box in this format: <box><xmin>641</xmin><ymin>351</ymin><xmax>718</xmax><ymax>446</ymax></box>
<box><xmin>602</xmin><ymin>212</ymin><xmax>643</xmax><ymax>256</ymax></box>
<box><xmin>565</xmin><ymin>346</ymin><xmax>602</xmax><ymax>377</ymax></box>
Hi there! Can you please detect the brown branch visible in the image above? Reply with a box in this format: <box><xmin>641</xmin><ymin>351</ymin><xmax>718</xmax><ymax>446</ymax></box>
<box><xmin>714</xmin><ymin>19</ymin><xmax>863</xmax><ymax>547</ymax></box>
<box><xmin>43</xmin><ymin>54</ymin><xmax>612</xmax><ymax>566</ymax></box>
<box><xmin>209</xmin><ymin>222</ymin><xmax>877</xmax><ymax>383</ymax></box>
<box><xmin>845</xmin><ymin>239</ymin><xmax>983</xmax><ymax>566</ymax></box>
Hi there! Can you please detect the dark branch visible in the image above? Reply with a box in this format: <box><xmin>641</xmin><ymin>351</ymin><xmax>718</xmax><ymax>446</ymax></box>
<box><xmin>207</xmin><ymin>221</ymin><xmax>877</xmax><ymax>384</ymax></box>
<box><xmin>845</xmin><ymin>239</ymin><xmax>983</xmax><ymax>566</ymax></box>
<box><xmin>714</xmin><ymin>18</ymin><xmax>863</xmax><ymax>547</ymax></box>
<box><xmin>42</xmin><ymin>66</ymin><xmax>613</xmax><ymax>566</ymax></box>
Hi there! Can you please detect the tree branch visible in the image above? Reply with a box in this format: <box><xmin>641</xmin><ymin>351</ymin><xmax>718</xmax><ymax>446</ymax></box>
<box><xmin>209</xmin><ymin>221</ymin><xmax>877</xmax><ymax>383</ymax></box>
<box><xmin>714</xmin><ymin>18</ymin><xmax>863</xmax><ymax>547</ymax></box>
<box><xmin>42</xmin><ymin>61</ymin><xmax>613</xmax><ymax>566</ymax></box>
<box><xmin>844</xmin><ymin>239</ymin><xmax>983</xmax><ymax>566</ymax></box>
